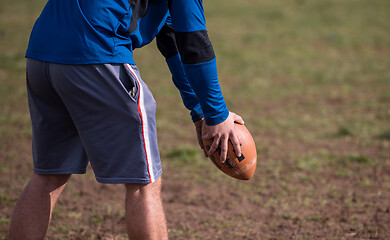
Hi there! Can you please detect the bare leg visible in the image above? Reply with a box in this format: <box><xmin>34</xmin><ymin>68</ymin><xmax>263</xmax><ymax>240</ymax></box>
<box><xmin>9</xmin><ymin>173</ymin><xmax>71</xmax><ymax>240</ymax></box>
<box><xmin>125</xmin><ymin>177</ymin><xmax>168</xmax><ymax>240</ymax></box>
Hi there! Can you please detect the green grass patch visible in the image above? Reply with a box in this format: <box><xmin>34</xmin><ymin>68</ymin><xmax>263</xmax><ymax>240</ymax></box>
<box><xmin>334</xmin><ymin>126</ymin><xmax>354</xmax><ymax>137</ymax></box>
<box><xmin>67</xmin><ymin>212</ymin><xmax>82</xmax><ymax>219</ymax></box>
<box><xmin>51</xmin><ymin>224</ymin><xmax>71</xmax><ymax>235</ymax></box>
<box><xmin>297</xmin><ymin>156</ymin><xmax>320</xmax><ymax>172</ymax></box>
<box><xmin>0</xmin><ymin>193</ymin><xmax>14</xmax><ymax>207</ymax></box>
<box><xmin>307</xmin><ymin>216</ymin><xmax>326</xmax><ymax>222</ymax></box>
<box><xmin>340</xmin><ymin>155</ymin><xmax>372</xmax><ymax>164</ymax></box>
<box><xmin>0</xmin><ymin>218</ymin><xmax>10</xmax><ymax>225</ymax></box>
<box><xmin>164</xmin><ymin>145</ymin><xmax>199</xmax><ymax>165</ymax></box>
<box><xmin>92</xmin><ymin>215</ymin><xmax>103</xmax><ymax>225</ymax></box>
<box><xmin>377</xmin><ymin>129</ymin><xmax>390</xmax><ymax>140</ymax></box>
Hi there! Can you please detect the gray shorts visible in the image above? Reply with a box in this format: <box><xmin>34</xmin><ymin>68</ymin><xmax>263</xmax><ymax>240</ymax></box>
<box><xmin>26</xmin><ymin>58</ymin><xmax>162</xmax><ymax>184</ymax></box>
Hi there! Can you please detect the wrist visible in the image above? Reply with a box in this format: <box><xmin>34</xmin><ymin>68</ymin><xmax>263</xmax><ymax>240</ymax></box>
<box><xmin>204</xmin><ymin>109</ymin><xmax>229</xmax><ymax>126</ymax></box>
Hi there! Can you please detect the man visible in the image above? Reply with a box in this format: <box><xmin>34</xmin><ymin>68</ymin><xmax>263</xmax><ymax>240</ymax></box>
<box><xmin>9</xmin><ymin>0</ymin><xmax>243</xmax><ymax>239</ymax></box>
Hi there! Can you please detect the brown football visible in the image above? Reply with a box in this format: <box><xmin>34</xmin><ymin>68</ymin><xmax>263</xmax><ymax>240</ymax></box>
<box><xmin>202</xmin><ymin>122</ymin><xmax>257</xmax><ymax>180</ymax></box>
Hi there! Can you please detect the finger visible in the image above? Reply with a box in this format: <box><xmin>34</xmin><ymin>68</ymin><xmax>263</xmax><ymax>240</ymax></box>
<box><xmin>202</xmin><ymin>133</ymin><xmax>214</xmax><ymax>157</ymax></box>
<box><xmin>207</xmin><ymin>136</ymin><xmax>220</xmax><ymax>157</ymax></box>
<box><xmin>195</xmin><ymin>127</ymin><xmax>208</xmax><ymax>157</ymax></box>
<box><xmin>231</xmin><ymin>134</ymin><xmax>242</xmax><ymax>157</ymax></box>
<box><xmin>198</xmin><ymin>139</ymin><xmax>204</xmax><ymax>150</ymax></box>
<box><xmin>197</xmin><ymin>130</ymin><xmax>208</xmax><ymax>157</ymax></box>
<box><xmin>196</xmin><ymin>129</ymin><xmax>203</xmax><ymax>149</ymax></box>
<box><xmin>202</xmin><ymin>147</ymin><xmax>208</xmax><ymax>158</ymax></box>
<box><xmin>219</xmin><ymin>136</ymin><xmax>228</xmax><ymax>163</ymax></box>
<box><xmin>199</xmin><ymin>139</ymin><xmax>207</xmax><ymax>157</ymax></box>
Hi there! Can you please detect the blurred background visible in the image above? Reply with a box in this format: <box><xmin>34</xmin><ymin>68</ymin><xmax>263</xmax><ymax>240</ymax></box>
<box><xmin>1</xmin><ymin>0</ymin><xmax>389</xmax><ymax>239</ymax></box>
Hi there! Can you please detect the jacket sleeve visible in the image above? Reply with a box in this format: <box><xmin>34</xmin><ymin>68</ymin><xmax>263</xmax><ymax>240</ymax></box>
<box><xmin>167</xmin><ymin>0</ymin><xmax>229</xmax><ymax>126</ymax></box>
<box><xmin>156</xmin><ymin>23</ymin><xmax>204</xmax><ymax>122</ymax></box>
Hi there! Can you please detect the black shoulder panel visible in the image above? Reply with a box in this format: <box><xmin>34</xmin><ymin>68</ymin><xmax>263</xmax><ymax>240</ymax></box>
<box><xmin>175</xmin><ymin>30</ymin><xmax>216</xmax><ymax>64</ymax></box>
<box><xmin>156</xmin><ymin>25</ymin><xmax>179</xmax><ymax>59</ymax></box>
<box><xmin>128</xmin><ymin>0</ymin><xmax>150</xmax><ymax>33</ymax></box>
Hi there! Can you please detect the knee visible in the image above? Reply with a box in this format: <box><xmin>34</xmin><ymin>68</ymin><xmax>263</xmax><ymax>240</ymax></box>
<box><xmin>124</xmin><ymin>178</ymin><xmax>162</xmax><ymax>198</ymax></box>
<box><xmin>30</xmin><ymin>173</ymin><xmax>71</xmax><ymax>192</ymax></box>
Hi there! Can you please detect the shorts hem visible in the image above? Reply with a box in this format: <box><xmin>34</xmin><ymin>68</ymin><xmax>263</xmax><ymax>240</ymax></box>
<box><xmin>96</xmin><ymin>169</ymin><xmax>162</xmax><ymax>184</ymax></box>
<box><xmin>34</xmin><ymin>168</ymin><xmax>87</xmax><ymax>175</ymax></box>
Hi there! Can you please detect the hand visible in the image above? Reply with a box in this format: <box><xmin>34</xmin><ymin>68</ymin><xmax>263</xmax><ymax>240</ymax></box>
<box><xmin>194</xmin><ymin>118</ymin><xmax>208</xmax><ymax>157</ymax></box>
<box><xmin>202</xmin><ymin>112</ymin><xmax>245</xmax><ymax>163</ymax></box>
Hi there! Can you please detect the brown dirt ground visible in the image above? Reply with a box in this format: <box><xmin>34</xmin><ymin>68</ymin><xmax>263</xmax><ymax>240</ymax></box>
<box><xmin>1</xmin><ymin>119</ymin><xmax>389</xmax><ymax>239</ymax></box>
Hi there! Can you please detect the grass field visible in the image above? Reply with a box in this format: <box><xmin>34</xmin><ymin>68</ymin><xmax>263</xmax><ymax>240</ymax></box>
<box><xmin>1</xmin><ymin>0</ymin><xmax>390</xmax><ymax>239</ymax></box>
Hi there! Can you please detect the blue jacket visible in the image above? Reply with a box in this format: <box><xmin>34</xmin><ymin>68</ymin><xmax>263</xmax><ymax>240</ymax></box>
<box><xmin>26</xmin><ymin>0</ymin><xmax>229</xmax><ymax>125</ymax></box>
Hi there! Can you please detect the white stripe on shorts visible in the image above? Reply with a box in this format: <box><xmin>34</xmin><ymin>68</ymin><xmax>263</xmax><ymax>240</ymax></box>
<box><xmin>124</xmin><ymin>63</ymin><xmax>155</xmax><ymax>183</ymax></box>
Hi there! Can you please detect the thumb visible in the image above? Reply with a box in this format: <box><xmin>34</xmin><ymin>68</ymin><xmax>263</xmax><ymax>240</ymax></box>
<box><xmin>232</xmin><ymin>113</ymin><xmax>245</xmax><ymax>125</ymax></box>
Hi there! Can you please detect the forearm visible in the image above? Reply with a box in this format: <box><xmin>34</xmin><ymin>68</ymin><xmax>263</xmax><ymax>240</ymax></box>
<box><xmin>180</xmin><ymin>57</ymin><xmax>229</xmax><ymax>125</ymax></box>
<box><xmin>156</xmin><ymin>24</ymin><xmax>204</xmax><ymax>122</ymax></box>
<box><xmin>166</xmin><ymin>54</ymin><xmax>204</xmax><ymax>122</ymax></box>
